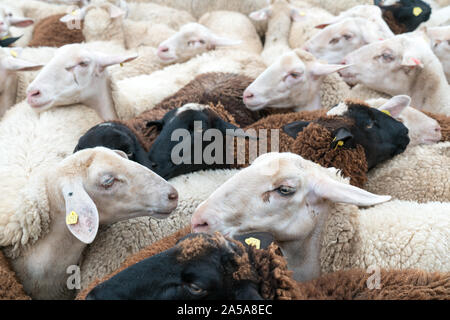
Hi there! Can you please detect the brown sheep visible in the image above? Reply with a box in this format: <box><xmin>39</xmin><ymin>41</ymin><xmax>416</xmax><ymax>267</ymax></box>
<box><xmin>77</xmin><ymin>229</ymin><xmax>450</xmax><ymax>300</ymax></box>
<box><xmin>0</xmin><ymin>251</ymin><xmax>30</xmax><ymax>300</ymax></box>
<box><xmin>29</xmin><ymin>14</ymin><xmax>85</xmax><ymax>48</ymax></box>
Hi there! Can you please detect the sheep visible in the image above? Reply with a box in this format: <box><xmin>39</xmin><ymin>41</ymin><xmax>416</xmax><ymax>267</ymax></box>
<box><xmin>0</xmin><ymin>48</ymin><xmax>43</xmax><ymax>118</ymax></box>
<box><xmin>0</xmin><ymin>3</ymin><xmax>34</xmax><ymax>47</ymax></box>
<box><xmin>191</xmin><ymin>152</ymin><xmax>450</xmax><ymax>282</ymax></box>
<box><xmin>78</xmin><ymin>168</ymin><xmax>239</xmax><ymax>291</ymax></box>
<box><xmin>8</xmin><ymin>0</ymin><xmax>74</xmax><ymax>22</ymax></box>
<box><xmin>157</xmin><ymin>11</ymin><xmax>261</xmax><ymax>65</ymax></box>
<box><xmin>426</xmin><ymin>26</ymin><xmax>450</xmax><ymax>83</ymax></box>
<box><xmin>25</xmin><ymin>43</ymin><xmax>138</xmax><ymax>121</ymax></box>
<box><xmin>243</xmin><ymin>49</ymin><xmax>350</xmax><ymax>112</ymax></box>
<box><xmin>303</xmin><ymin>17</ymin><xmax>394</xmax><ymax>64</ymax></box>
<box><xmin>376</xmin><ymin>0</ymin><xmax>432</xmax><ymax>34</ymax></box>
<box><xmin>340</xmin><ymin>33</ymin><xmax>450</xmax><ymax>115</ymax></box>
<box><xmin>249</xmin><ymin>0</ymin><xmax>304</xmax><ymax>66</ymax></box>
<box><xmin>0</xmin><ymin>144</ymin><xmax>178</xmax><ymax>300</ymax></box>
<box><xmin>0</xmin><ymin>251</ymin><xmax>30</xmax><ymax>300</ymax></box>
<box><xmin>422</xmin><ymin>5</ymin><xmax>450</xmax><ymax>27</ymax></box>
<box><xmin>78</xmin><ymin>230</ymin><xmax>450</xmax><ymax>300</ymax></box>
<box><xmin>112</xmin><ymin>49</ymin><xmax>267</xmax><ymax>120</ymax></box>
<box><xmin>73</xmin><ymin>121</ymin><xmax>153</xmax><ymax>168</ymax></box>
<box><xmin>295</xmin><ymin>0</ymin><xmax>373</xmax><ymax>16</ymax></box>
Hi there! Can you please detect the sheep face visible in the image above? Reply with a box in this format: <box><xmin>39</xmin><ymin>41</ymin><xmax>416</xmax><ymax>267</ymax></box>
<box><xmin>26</xmin><ymin>44</ymin><xmax>136</xmax><ymax>114</ymax></box>
<box><xmin>322</xmin><ymin>102</ymin><xmax>410</xmax><ymax>169</ymax></box>
<box><xmin>52</xmin><ymin>147</ymin><xmax>178</xmax><ymax>243</ymax></box>
<box><xmin>0</xmin><ymin>7</ymin><xmax>33</xmax><ymax>39</ymax></box>
<box><xmin>304</xmin><ymin>18</ymin><xmax>389</xmax><ymax>64</ymax></box>
<box><xmin>191</xmin><ymin>152</ymin><xmax>390</xmax><ymax>240</ymax></box>
<box><xmin>147</xmin><ymin>104</ymin><xmax>242</xmax><ymax>180</ymax></box>
<box><xmin>339</xmin><ymin>34</ymin><xmax>430</xmax><ymax>93</ymax></box>
<box><xmin>243</xmin><ymin>50</ymin><xmax>348</xmax><ymax>110</ymax></box>
<box><xmin>85</xmin><ymin>233</ymin><xmax>262</xmax><ymax>300</ymax></box>
<box><xmin>376</xmin><ymin>0</ymin><xmax>431</xmax><ymax>33</ymax></box>
<box><xmin>157</xmin><ymin>23</ymin><xmax>241</xmax><ymax>65</ymax></box>
<box><xmin>74</xmin><ymin>122</ymin><xmax>152</xmax><ymax>168</ymax></box>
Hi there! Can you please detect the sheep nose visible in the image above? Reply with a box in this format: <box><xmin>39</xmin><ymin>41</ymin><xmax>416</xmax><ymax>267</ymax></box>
<box><xmin>340</xmin><ymin>59</ymin><xmax>347</xmax><ymax>65</ymax></box>
<box><xmin>435</xmin><ymin>126</ymin><xmax>441</xmax><ymax>132</ymax></box>
<box><xmin>28</xmin><ymin>89</ymin><xmax>41</xmax><ymax>98</ymax></box>
<box><xmin>168</xmin><ymin>190</ymin><xmax>178</xmax><ymax>201</ymax></box>
<box><xmin>243</xmin><ymin>91</ymin><xmax>254</xmax><ymax>101</ymax></box>
<box><xmin>158</xmin><ymin>46</ymin><xmax>169</xmax><ymax>53</ymax></box>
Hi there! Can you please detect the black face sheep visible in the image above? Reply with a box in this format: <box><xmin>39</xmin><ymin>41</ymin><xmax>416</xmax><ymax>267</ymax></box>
<box><xmin>74</xmin><ymin>121</ymin><xmax>153</xmax><ymax>168</ymax></box>
<box><xmin>79</xmin><ymin>230</ymin><xmax>450</xmax><ymax>300</ymax></box>
<box><xmin>147</xmin><ymin>103</ymin><xmax>252</xmax><ymax>180</ymax></box>
<box><xmin>375</xmin><ymin>0</ymin><xmax>432</xmax><ymax>34</ymax></box>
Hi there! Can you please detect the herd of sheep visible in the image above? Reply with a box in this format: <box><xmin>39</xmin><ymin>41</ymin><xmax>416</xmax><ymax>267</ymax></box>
<box><xmin>0</xmin><ymin>0</ymin><xmax>449</xmax><ymax>300</ymax></box>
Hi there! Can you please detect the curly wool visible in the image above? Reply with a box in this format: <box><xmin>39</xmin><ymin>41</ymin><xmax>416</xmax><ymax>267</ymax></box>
<box><xmin>29</xmin><ymin>14</ymin><xmax>85</xmax><ymax>48</ymax></box>
<box><xmin>0</xmin><ymin>250</ymin><xmax>30</xmax><ymax>300</ymax></box>
<box><xmin>240</xmin><ymin>110</ymin><xmax>368</xmax><ymax>187</ymax></box>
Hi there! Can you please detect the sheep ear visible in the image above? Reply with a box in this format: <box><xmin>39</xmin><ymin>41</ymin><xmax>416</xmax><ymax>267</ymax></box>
<box><xmin>62</xmin><ymin>179</ymin><xmax>99</xmax><ymax>244</ymax></box>
<box><xmin>249</xmin><ymin>8</ymin><xmax>271</xmax><ymax>21</ymax></box>
<box><xmin>306</xmin><ymin>172</ymin><xmax>391</xmax><ymax>207</ymax></box>
<box><xmin>310</xmin><ymin>62</ymin><xmax>350</xmax><ymax>78</ymax></box>
<box><xmin>96</xmin><ymin>53</ymin><xmax>138</xmax><ymax>71</ymax></box>
<box><xmin>330</xmin><ymin>127</ymin><xmax>353</xmax><ymax>149</ymax></box>
<box><xmin>9</xmin><ymin>17</ymin><xmax>34</xmax><ymax>28</ymax></box>
<box><xmin>0</xmin><ymin>36</ymin><xmax>22</xmax><ymax>47</ymax></box>
<box><xmin>377</xmin><ymin>95</ymin><xmax>411</xmax><ymax>118</ymax></box>
<box><xmin>282</xmin><ymin>121</ymin><xmax>310</xmax><ymax>138</ymax></box>
<box><xmin>108</xmin><ymin>4</ymin><xmax>126</xmax><ymax>19</ymax></box>
<box><xmin>401</xmin><ymin>54</ymin><xmax>423</xmax><ymax>68</ymax></box>
<box><xmin>209</xmin><ymin>34</ymin><xmax>243</xmax><ymax>48</ymax></box>
<box><xmin>2</xmin><ymin>57</ymin><xmax>43</xmax><ymax>71</ymax></box>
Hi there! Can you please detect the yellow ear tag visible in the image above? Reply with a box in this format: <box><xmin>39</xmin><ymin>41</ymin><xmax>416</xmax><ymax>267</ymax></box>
<box><xmin>381</xmin><ymin>110</ymin><xmax>391</xmax><ymax>117</ymax></box>
<box><xmin>245</xmin><ymin>237</ymin><xmax>261</xmax><ymax>249</ymax></box>
<box><xmin>10</xmin><ymin>50</ymin><xmax>18</xmax><ymax>58</ymax></box>
<box><xmin>71</xmin><ymin>10</ymin><xmax>79</xmax><ymax>16</ymax></box>
<box><xmin>66</xmin><ymin>211</ymin><xmax>78</xmax><ymax>225</ymax></box>
<box><xmin>120</xmin><ymin>63</ymin><xmax>124</xmax><ymax>67</ymax></box>
<box><xmin>299</xmin><ymin>11</ymin><xmax>306</xmax><ymax>16</ymax></box>
<box><xmin>1</xmin><ymin>35</ymin><xmax>10</xmax><ymax>41</ymax></box>
<box><xmin>333</xmin><ymin>140</ymin><xmax>344</xmax><ymax>151</ymax></box>
<box><xmin>413</xmin><ymin>7</ymin><xmax>422</xmax><ymax>16</ymax></box>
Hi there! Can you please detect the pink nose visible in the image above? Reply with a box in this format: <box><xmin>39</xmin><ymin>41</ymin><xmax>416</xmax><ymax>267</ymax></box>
<box><xmin>0</xmin><ymin>22</ymin><xmax>4</xmax><ymax>26</ymax></box>
<box><xmin>243</xmin><ymin>91</ymin><xmax>254</xmax><ymax>101</ymax></box>
<box><xmin>158</xmin><ymin>46</ymin><xmax>169</xmax><ymax>53</ymax></box>
<box><xmin>27</xmin><ymin>89</ymin><xmax>41</xmax><ymax>100</ymax></box>
<box><xmin>340</xmin><ymin>59</ymin><xmax>347</xmax><ymax>65</ymax></box>
<box><xmin>435</xmin><ymin>126</ymin><xmax>441</xmax><ymax>132</ymax></box>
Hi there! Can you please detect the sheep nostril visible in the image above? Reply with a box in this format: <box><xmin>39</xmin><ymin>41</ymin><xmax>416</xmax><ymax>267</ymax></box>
<box><xmin>29</xmin><ymin>90</ymin><xmax>41</xmax><ymax>98</ymax></box>
<box><xmin>168</xmin><ymin>191</ymin><xmax>178</xmax><ymax>201</ymax></box>
<box><xmin>340</xmin><ymin>59</ymin><xmax>347</xmax><ymax>65</ymax></box>
<box><xmin>158</xmin><ymin>46</ymin><xmax>169</xmax><ymax>53</ymax></box>
<box><xmin>435</xmin><ymin>127</ymin><xmax>441</xmax><ymax>132</ymax></box>
<box><xmin>244</xmin><ymin>92</ymin><xmax>254</xmax><ymax>100</ymax></box>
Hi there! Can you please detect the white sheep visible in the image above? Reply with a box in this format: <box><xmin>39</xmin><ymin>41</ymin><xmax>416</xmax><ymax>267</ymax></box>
<box><xmin>340</xmin><ymin>33</ymin><xmax>450</xmax><ymax>115</ymax></box>
<box><xmin>25</xmin><ymin>43</ymin><xmax>138</xmax><ymax>121</ymax></box>
<box><xmin>249</xmin><ymin>0</ymin><xmax>304</xmax><ymax>66</ymax></box>
<box><xmin>0</xmin><ymin>48</ymin><xmax>43</xmax><ymax>118</ymax></box>
<box><xmin>242</xmin><ymin>49</ymin><xmax>350</xmax><ymax>112</ymax></box>
<box><xmin>296</xmin><ymin>0</ymin><xmax>373</xmax><ymax>15</ymax></box>
<box><xmin>0</xmin><ymin>139</ymin><xmax>177</xmax><ymax>299</ymax></box>
<box><xmin>191</xmin><ymin>152</ymin><xmax>450</xmax><ymax>282</ymax></box>
<box><xmin>303</xmin><ymin>17</ymin><xmax>394</xmax><ymax>64</ymax></box>
<box><xmin>156</xmin><ymin>22</ymin><xmax>247</xmax><ymax>65</ymax></box>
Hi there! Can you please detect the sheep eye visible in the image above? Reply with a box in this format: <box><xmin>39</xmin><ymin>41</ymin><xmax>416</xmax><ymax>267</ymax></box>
<box><xmin>101</xmin><ymin>175</ymin><xmax>116</xmax><ymax>189</ymax></box>
<box><xmin>343</xmin><ymin>34</ymin><xmax>353</xmax><ymax>40</ymax></box>
<box><xmin>187</xmin><ymin>283</ymin><xmax>206</xmax><ymax>295</ymax></box>
<box><xmin>380</xmin><ymin>52</ymin><xmax>394</xmax><ymax>62</ymax></box>
<box><xmin>329</xmin><ymin>37</ymin><xmax>339</xmax><ymax>45</ymax></box>
<box><xmin>79</xmin><ymin>61</ymin><xmax>89</xmax><ymax>67</ymax></box>
<box><xmin>277</xmin><ymin>185</ymin><xmax>296</xmax><ymax>196</ymax></box>
<box><xmin>199</xmin><ymin>39</ymin><xmax>205</xmax><ymax>44</ymax></box>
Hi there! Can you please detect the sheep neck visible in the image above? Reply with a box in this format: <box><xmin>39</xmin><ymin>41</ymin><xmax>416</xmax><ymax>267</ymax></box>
<box><xmin>0</xmin><ymin>71</ymin><xmax>17</xmax><ymax>117</ymax></box>
<box><xmin>82</xmin><ymin>75</ymin><xmax>118</xmax><ymax>121</ymax></box>
<box><xmin>408</xmin><ymin>58</ymin><xmax>450</xmax><ymax>115</ymax></box>
<box><xmin>292</xmin><ymin>87</ymin><xmax>322</xmax><ymax>111</ymax></box>
<box><xmin>278</xmin><ymin>200</ymin><xmax>332</xmax><ymax>282</ymax></box>
<box><xmin>11</xmin><ymin>181</ymin><xmax>86</xmax><ymax>300</ymax></box>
